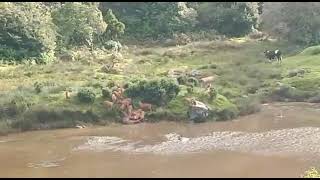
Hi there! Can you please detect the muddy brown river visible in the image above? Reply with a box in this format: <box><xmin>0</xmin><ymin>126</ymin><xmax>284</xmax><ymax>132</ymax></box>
<box><xmin>1</xmin><ymin>102</ymin><xmax>320</xmax><ymax>178</ymax></box>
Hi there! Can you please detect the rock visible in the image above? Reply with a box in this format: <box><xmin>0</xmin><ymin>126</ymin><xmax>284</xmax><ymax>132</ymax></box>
<box><xmin>76</xmin><ymin>125</ymin><xmax>85</xmax><ymax>129</ymax></box>
<box><xmin>288</xmin><ymin>68</ymin><xmax>306</xmax><ymax>77</ymax></box>
<box><xmin>165</xmin><ymin>133</ymin><xmax>182</xmax><ymax>142</ymax></box>
<box><xmin>188</xmin><ymin>100</ymin><xmax>210</xmax><ymax>122</ymax></box>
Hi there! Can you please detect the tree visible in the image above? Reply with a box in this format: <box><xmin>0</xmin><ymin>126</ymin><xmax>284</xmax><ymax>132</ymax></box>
<box><xmin>100</xmin><ymin>2</ymin><xmax>197</xmax><ymax>40</ymax></box>
<box><xmin>197</xmin><ymin>2</ymin><xmax>259</xmax><ymax>37</ymax></box>
<box><xmin>51</xmin><ymin>2</ymin><xmax>107</xmax><ymax>50</ymax></box>
<box><xmin>261</xmin><ymin>2</ymin><xmax>320</xmax><ymax>45</ymax></box>
<box><xmin>103</xmin><ymin>9</ymin><xmax>125</xmax><ymax>40</ymax></box>
<box><xmin>0</xmin><ymin>2</ymin><xmax>56</xmax><ymax>63</ymax></box>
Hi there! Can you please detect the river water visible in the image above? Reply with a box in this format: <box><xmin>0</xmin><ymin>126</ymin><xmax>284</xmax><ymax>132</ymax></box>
<box><xmin>1</xmin><ymin>102</ymin><xmax>320</xmax><ymax>178</ymax></box>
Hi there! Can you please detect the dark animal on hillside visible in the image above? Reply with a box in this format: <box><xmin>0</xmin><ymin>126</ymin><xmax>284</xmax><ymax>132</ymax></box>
<box><xmin>264</xmin><ymin>49</ymin><xmax>282</xmax><ymax>63</ymax></box>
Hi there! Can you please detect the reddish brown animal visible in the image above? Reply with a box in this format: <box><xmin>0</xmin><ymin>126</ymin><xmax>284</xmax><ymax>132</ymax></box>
<box><xmin>103</xmin><ymin>100</ymin><xmax>114</xmax><ymax>109</ymax></box>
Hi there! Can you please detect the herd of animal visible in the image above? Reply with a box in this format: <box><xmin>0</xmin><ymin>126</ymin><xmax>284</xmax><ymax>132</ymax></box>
<box><xmin>103</xmin><ymin>86</ymin><xmax>153</xmax><ymax>124</ymax></box>
<box><xmin>65</xmin><ymin>47</ymin><xmax>283</xmax><ymax>125</ymax></box>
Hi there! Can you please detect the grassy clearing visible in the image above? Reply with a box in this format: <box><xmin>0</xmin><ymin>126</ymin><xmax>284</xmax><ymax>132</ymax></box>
<box><xmin>1</xmin><ymin>37</ymin><xmax>318</xmax><ymax>134</ymax></box>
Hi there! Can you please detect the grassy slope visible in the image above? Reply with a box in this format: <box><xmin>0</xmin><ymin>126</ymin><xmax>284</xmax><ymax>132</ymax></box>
<box><xmin>0</xmin><ymin>38</ymin><xmax>316</xmax><ymax>134</ymax></box>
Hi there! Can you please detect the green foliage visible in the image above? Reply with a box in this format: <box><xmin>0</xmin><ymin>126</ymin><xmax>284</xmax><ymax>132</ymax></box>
<box><xmin>77</xmin><ymin>88</ymin><xmax>96</xmax><ymax>103</ymax></box>
<box><xmin>208</xmin><ymin>87</ymin><xmax>218</xmax><ymax>100</ymax></box>
<box><xmin>52</xmin><ymin>2</ymin><xmax>107</xmax><ymax>49</ymax></box>
<box><xmin>303</xmin><ymin>167</ymin><xmax>320</xmax><ymax>178</ymax></box>
<box><xmin>101</xmin><ymin>87</ymin><xmax>112</xmax><ymax>99</ymax></box>
<box><xmin>300</xmin><ymin>45</ymin><xmax>320</xmax><ymax>56</ymax></box>
<box><xmin>33</xmin><ymin>82</ymin><xmax>43</xmax><ymax>94</ymax></box>
<box><xmin>197</xmin><ymin>2</ymin><xmax>259</xmax><ymax>37</ymax></box>
<box><xmin>101</xmin><ymin>2</ymin><xmax>197</xmax><ymax>39</ymax></box>
<box><xmin>235</xmin><ymin>96</ymin><xmax>261</xmax><ymax>116</ymax></box>
<box><xmin>125</xmin><ymin>78</ymin><xmax>180</xmax><ymax>106</ymax></box>
<box><xmin>270</xmin><ymin>85</ymin><xmax>317</xmax><ymax>102</ymax></box>
<box><xmin>104</xmin><ymin>40</ymin><xmax>122</xmax><ymax>51</ymax></box>
<box><xmin>103</xmin><ymin>9</ymin><xmax>125</xmax><ymax>40</ymax></box>
<box><xmin>0</xmin><ymin>2</ymin><xmax>56</xmax><ymax>63</ymax></box>
<box><xmin>262</xmin><ymin>2</ymin><xmax>320</xmax><ymax>45</ymax></box>
<box><xmin>1</xmin><ymin>91</ymin><xmax>36</xmax><ymax>117</ymax></box>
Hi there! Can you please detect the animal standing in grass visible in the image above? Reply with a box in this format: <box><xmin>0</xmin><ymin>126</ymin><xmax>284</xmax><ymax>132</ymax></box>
<box><xmin>264</xmin><ymin>49</ymin><xmax>282</xmax><ymax>63</ymax></box>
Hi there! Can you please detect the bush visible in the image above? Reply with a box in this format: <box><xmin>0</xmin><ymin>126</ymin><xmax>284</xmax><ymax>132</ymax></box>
<box><xmin>33</xmin><ymin>82</ymin><xmax>43</xmax><ymax>94</ymax></box>
<box><xmin>1</xmin><ymin>92</ymin><xmax>36</xmax><ymax>117</ymax></box>
<box><xmin>77</xmin><ymin>88</ymin><xmax>96</xmax><ymax>103</ymax></box>
<box><xmin>177</xmin><ymin>76</ymin><xmax>188</xmax><ymax>85</ymax></box>
<box><xmin>0</xmin><ymin>2</ymin><xmax>56</xmax><ymax>63</ymax></box>
<box><xmin>208</xmin><ymin>87</ymin><xmax>218</xmax><ymax>100</ymax></box>
<box><xmin>215</xmin><ymin>106</ymin><xmax>239</xmax><ymax>121</ymax></box>
<box><xmin>104</xmin><ymin>40</ymin><xmax>122</xmax><ymax>51</ymax></box>
<box><xmin>187</xmin><ymin>77</ymin><xmax>199</xmax><ymax>87</ymax></box>
<box><xmin>235</xmin><ymin>96</ymin><xmax>261</xmax><ymax>116</ymax></box>
<box><xmin>125</xmin><ymin>78</ymin><xmax>180</xmax><ymax>106</ymax></box>
<box><xmin>101</xmin><ymin>87</ymin><xmax>112</xmax><ymax>99</ymax></box>
<box><xmin>271</xmin><ymin>85</ymin><xmax>316</xmax><ymax>102</ymax></box>
<box><xmin>173</xmin><ymin>33</ymin><xmax>192</xmax><ymax>45</ymax></box>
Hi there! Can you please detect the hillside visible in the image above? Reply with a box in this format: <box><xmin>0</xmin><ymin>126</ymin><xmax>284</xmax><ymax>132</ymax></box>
<box><xmin>1</xmin><ymin>37</ymin><xmax>316</xmax><ymax>134</ymax></box>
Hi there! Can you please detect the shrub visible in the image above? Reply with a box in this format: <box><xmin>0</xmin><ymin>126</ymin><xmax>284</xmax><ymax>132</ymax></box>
<box><xmin>187</xmin><ymin>86</ymin><xmax>194</xmax><ymax>93</ymax></box>
<box><xmin>1</xmin><ymin>92</ymin><xmax>36</xmax><ymax>117</ymax></box>
<box><xmin>0</xmin><ymin>2</ymin><xmax>56</xmax><ymax>63</ymax></box>
<box><xmin>271</xmin><ymin>85</ymin><xmax>316</xmax><ymax>102</ymax></box>
<box><xmin>187</xmin><ymin>77</ymin><xmax>200</xmax><ymax>87</ymax></box>
<box><xmin>33</xmin><ymin>82</ymin><xmax>43</xmax><ymax>94</ymax></box>
<box><xmin>106</xmin><ymin>80</ymin><xmax>116</xmax><ymax>88</ymax></box>
<box><xmin>235</xmin><ymin>96</ymin><xmax>261</xmax><ymax>116</ymax></box>
<box><xmin>125</xmin><ymin>78</ymin><xmax>180</xmax><ymax>106</ymax></box>
<box><xmin>177</xmin><ymin>76</ymin><xmax>188</xmax><ymax>85</ymax></box>
<box><xmin>211</xmin><ymin>106</ymin><xmax>239</xmax><ymax>121</ymax></box>
<box><xmin>101</xmin><ymin>87</ymin><xmax>112</xmax><ymax>99</ymax></box>
<box><xmin>173</xmin><ymin>33</ymin><xmax>192</xmax><ymax>45</ymax></box>
<box><xmin>208</xmin><ymin>87</ymin><xmax>218</xmax><ymax>100</ymax></box>
<box><xmin>77</xmin><ymin>88</ymin><xmax>96</xmax><ymax>103</ymax></box>
<box><xmin>104</xmin><ymin>40</ymin><xmax>122</xmax><ymax>51</ymax></box>
<box><xmin>303</xmin><ymin>167</ymin><xmax>320</xmax><ymax>178</ymax></box>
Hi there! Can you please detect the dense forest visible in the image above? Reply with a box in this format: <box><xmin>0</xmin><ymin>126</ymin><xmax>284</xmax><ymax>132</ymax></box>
<box><xmin>1</xmin><ymin>2</ymin><xmax>320</xmax><ymax>178</ymax></box>
<box><xmin>1</xmin><ymin>2</ymin><xmax>320</xmax><ymax>63</ymax></box>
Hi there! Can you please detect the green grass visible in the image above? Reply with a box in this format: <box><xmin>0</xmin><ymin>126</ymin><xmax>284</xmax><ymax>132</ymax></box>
<box><xmin>1</xmin><ymin>38</ymin><xmax>318</xmax><ymax>134</ymax></box>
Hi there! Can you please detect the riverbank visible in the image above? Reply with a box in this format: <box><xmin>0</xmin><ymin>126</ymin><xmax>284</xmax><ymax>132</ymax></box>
<box><xmin>1</xmin><ymin>38</ymin><xmax>320</xmax><ymax>135</ymax></box>
<box><xmin>1</xmin><ymin>102</ymin><xmax>320</xmax><ymax>177</ymax></box>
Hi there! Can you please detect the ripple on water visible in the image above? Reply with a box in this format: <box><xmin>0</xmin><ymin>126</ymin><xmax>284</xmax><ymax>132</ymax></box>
<box><xmin>74</xmin><ymin>127</ymin><xmax>320</xmax><ymax>160</ymax></box>
<box><xmin>27</xmin><ymin>157</ymin><xmax>66</xmax><ymax>169</ymax></box>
